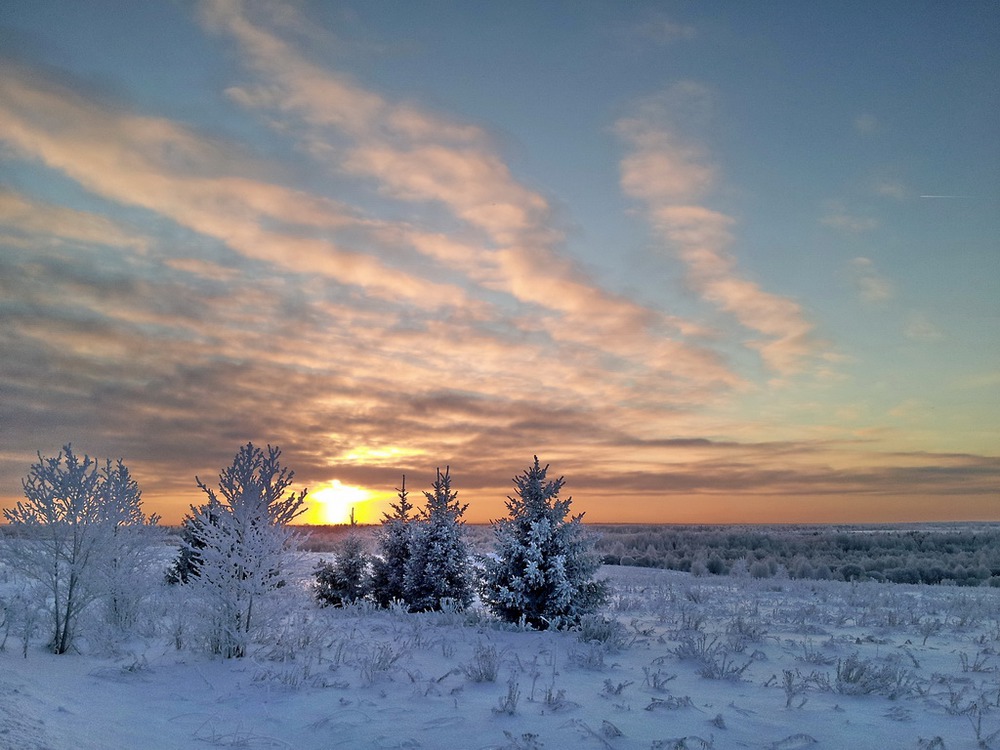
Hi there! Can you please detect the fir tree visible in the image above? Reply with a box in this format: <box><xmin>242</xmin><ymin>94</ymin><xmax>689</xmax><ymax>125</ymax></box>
<box><xmin>404</xmin><ymin>467</ymin><xmax>472</xmax><ymax>611</ymax></box>
<box><xmin>165</xmin><ymin>499</ymin><xmax>219</xmax><ymax>585</ymax></box>
<box><xmin>370</xmin><ymin>476</ymin><xmax>413</xmax><ymax>608</ymax></box>
<box><xmin>314</xmin><ymin>535</ymin><xmax>371</xmax><ymax>606</ymax></box>
<box><xmin>480</xmin><ymin>457</ymin><xmax>607</xmax><ymax>629</ymax></box>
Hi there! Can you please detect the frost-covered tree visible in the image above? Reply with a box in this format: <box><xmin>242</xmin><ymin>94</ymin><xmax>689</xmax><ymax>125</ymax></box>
<box><xmin>480</xmin><ymin>457</ymin><xmax>606</xmax><ymax>629</ymax></box>
<box><xmin>404</xmin><ymin>467</ymin><xmax>472</xmax><ymax>612</ymax></box>
<box><xmin>187</xmin><ymin>443</ymin><xmax>306</xmax><ymax>658</ymax></box>
<box><xmin>94</xmin><ymin>458</ymin><xmax>161</xmax><ymax>632</ymax></box>
<box><xmin>314</xmin><ymin>535</ymin><xmax>371</xmax><ymax>607</ymax></box>
<box><xmin>0</xmin><ymin>446</ymin><xmax>157</xmax><ymax>653</ymax></box>
<box><xmin>370</xmin><ymin>476</ymin><xmax>413</xmax><ymax>608</ymax></box>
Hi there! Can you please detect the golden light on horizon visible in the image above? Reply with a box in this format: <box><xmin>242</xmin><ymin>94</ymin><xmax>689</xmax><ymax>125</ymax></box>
<box><xmin>304</xmin><ymin>480</ymin><xmax>371</xmax><ymax>525</ymax></box>
<box><xmin>340</xmin><ymin>445</ymin><xmax>424</xmax><ymax>464</ymax></box>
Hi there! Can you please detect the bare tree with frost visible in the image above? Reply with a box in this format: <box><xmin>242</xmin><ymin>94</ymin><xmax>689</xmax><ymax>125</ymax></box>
<box><xmin>1</xmin><ymin>445</ymin><xmax>157</xmax><ymax>653</ymax></box>
<box><xmin>480</xmin><ymin>457</ymin><xmax>606</xmax><ymax>629</ymax></box>
<box><xmin>187</xmin><ymin>442</ymin><xmax>306</xmax><ymax>658</ymax></box>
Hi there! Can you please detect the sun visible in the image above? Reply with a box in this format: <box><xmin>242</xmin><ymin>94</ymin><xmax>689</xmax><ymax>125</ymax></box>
<box><xmin>304</xmin><ymin>480</ymin><xmax>370</xmax><ymax>525</ymax></box>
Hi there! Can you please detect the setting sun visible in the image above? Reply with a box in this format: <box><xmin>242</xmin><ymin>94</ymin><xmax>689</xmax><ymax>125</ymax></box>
<box><xmin>304</xmin><ymin>481</ymin><xmax>370</xmax><ymax>525</ymax></box>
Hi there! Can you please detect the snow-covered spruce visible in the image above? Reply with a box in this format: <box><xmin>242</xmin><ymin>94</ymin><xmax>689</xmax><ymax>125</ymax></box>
<box><xmin>480</xmin><ymin>457</ymin><xmax>607</xmax><ymax>629</ymax></box>
<box><xmin>403</xmin><ymin>467</ymin><xmax>473</xmax><ymax>612</ymax></box>
<box><xmin>314</xmin><ymin>534</ymin><xmax>371</xmax><ymax>607</ymax></box>
<box><xmin>184</xmin><ymin>442</ymin><xmax>306</xmax><ymax>658</ymax></box>
<box><xmin>370</xmin><ymin>476</ymin><xmax>413</xmax><ymax>608</ymax></box>
<box><xmin>165</xmin><ymin>500</ymin><xmax>219</xmax><ymax>585</ymax></box>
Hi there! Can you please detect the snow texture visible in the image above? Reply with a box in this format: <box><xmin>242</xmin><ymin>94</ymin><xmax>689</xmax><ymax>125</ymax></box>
<box><xmin>3</xmin><ymin>552</ymin><xmax>1000</xmax><ymax>749</ymax></box>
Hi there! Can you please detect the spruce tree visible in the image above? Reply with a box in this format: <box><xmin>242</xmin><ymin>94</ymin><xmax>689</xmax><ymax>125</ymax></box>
<box><xmin>165</xmin><ymin>499</ymin><xmax>219</xmax><ymax>585</ymax></box>
<box><xmin>370</xmin><ymin>476</ymin><xmax>413</xmax><ymax>608</ymax></box>
<box><xmin>314</xmin><ymin>534</ymin><xmax>371</xmax><ymax>606</ymax></box>
<box><xmin>404</xmin><ymin>467</ymin><xmax>472</xmax><ymax>611</ymax></box>
<box><xmin>480</xmin><ymin>457</ymin><xmax>606</xmax><ymax>629</ymax></box>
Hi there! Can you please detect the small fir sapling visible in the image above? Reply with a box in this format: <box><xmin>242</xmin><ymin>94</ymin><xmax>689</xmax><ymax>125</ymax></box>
<box><xmin>370</xmin><ymin>476</ymin><xmax>413</xmax><ymax>608</ymax></box>
<box><xmin>165</xmin><ymin>500</ymin><xmax>220</xmax><ymax>585</ymax></box>
<box><xmin>404</xmin><ymin>467</ymin><xmax>473</xmax><ymax>612</ymax></box>
<box><xmin>314</xmin><ymin>534</ymin><xmax>372</xmax><ymax>607</ymax></box>
<box><xmin>480</xmin><ymin>457</ymin><xmax>607</xmax><ymax>629</ymax></box>
<box><xmin>186</xmin><ymin>442</ymin><xmax>306</xmax><ymax>658</ymax></box>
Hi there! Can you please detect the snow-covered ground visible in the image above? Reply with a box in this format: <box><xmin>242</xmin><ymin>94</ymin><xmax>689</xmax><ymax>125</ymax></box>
<box><xmin>3</xmin><ymin>561</ymin><xmax>999</xmax><ymax>749</ymax></box>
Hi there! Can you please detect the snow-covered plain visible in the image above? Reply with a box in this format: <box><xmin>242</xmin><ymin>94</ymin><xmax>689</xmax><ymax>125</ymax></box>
<box><xmin>3</xmin><ymin>556</ymin><xmax>1000</xmax><ymax>750</ymax></box>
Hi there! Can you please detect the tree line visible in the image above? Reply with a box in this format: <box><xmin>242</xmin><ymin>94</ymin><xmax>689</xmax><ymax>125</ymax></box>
<box><xmin>595</xmin><ymin>524</ymin><xmax>1000</xmax><ymax>586</ymax></box>
<box><xmin>1</xmin><ymin>443</ymin><xmax>606</xmax><ymax>657</ymax></box>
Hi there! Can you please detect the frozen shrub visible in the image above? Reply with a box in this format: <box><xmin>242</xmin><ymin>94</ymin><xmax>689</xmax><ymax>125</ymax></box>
<box><xmin>835</xmin><ymin>652</ymin><xmax>917</xmax><ymax>698</ymax></box>
<box><xmin>706</xmin><ymin>556</ymin><xmax>726</xmax><ymax>575</ymax></box>
<box><xmin>480</xmin><ymin>457</ymin><xmax>607</xmax><ymax>629</ymax></box>
<box><xmin>576</xmin><ymin>613</ymin><xmax>631</xmax><ymax>651</ymax></box>
<box><xmin>462</xmin><ymin>642</ymin><xmax>501</xmax><ymax>682</ymax></box>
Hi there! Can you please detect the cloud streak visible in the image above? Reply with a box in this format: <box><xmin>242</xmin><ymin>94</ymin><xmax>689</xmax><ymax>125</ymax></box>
<box><xmin>615</xmin><ymin>85</ymin><xmax>819</xmax><ymax>375</ymax></box>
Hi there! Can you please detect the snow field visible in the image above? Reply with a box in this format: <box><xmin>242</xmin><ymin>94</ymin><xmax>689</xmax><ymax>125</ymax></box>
<box><xmin>2</xmin><ymin>558</ymin><xmax>1000</xmax><ymax>749</ymax></box>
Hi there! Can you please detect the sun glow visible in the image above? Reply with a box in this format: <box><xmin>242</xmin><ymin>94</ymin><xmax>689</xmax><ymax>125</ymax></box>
<box><xmin>304</xmin><ymin>480</ymin><xmax>370</xmax><ymax>525</ymax></box>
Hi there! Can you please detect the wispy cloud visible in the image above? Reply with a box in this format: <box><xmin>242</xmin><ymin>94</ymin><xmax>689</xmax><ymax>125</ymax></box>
<box><xmin>873</xmin><ymin>179</ymin><xmax>909</xmax><ymax>200</ymax></box>
<box><xmin>854</xmin><ymin>113</ymin><xmax>879</xmax><ymax>134</ymax></box>
<box><xmin>196</xmin><ymin>0</ymin><xmax>739</xmax><ymax>390</ymax></box>
<box><xmin>849</xmin><ymin>257</ymin><xmax>894</xmax><ymax>303</ymax></box>
<box><xmin>904</xmin><ymin>312</ymin><xmax>944</xmax><ymax>342</ymax></box>
<box><xmin>632</xmin><ymin>15</ymin><xmax>697</xmax><ymax>45</ymax></box>
<box><xmin>0</xmin><ymin>21</ymin><xmax>741</xmax><ymax>519</ymax></box>
<box><xmin>615</xmin><ymin>84</ymin><xmax>820</xmax><ymax>376</ymax></box>
<box><xmin>0</xmin><ymin>188</ymin><xmax>148</xmax><ymax>251</ymax></box>
<box><xmin>0</xmin><ymin>3</ymin><xmax>993</xmax><ymax>524</ymax></box>
<box><xmin>821</xmin><ymin>209</ymin><xmax>879</xmax><ymax>233</ymax></box>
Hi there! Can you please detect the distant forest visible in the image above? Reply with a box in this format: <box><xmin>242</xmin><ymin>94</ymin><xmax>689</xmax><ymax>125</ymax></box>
<box><xmin>591</xmin><ymin>524</ymin><xmax>1000</xmax><ymax>587</ymax></box>
<box><xmin>297</xmin><ymin>522</ymin><xmax>1000</xmax><ymax>588</ymax></box>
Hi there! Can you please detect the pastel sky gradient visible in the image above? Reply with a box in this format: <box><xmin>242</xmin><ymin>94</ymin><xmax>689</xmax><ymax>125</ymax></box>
<box><xmin>1</xmin><ymin>1</ymin><xmax>997</xmax><ymax>525</ymax></box>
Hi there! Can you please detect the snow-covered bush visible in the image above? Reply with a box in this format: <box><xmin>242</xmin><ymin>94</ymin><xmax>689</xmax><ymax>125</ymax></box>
<box><xmin>480</xmin><ymin>457</ymin><xmax>607</xmax><ymax>629</ymax></box>
<box><xmin>370</xmin><ymin>476</ymin><xmax>413</xmax><ymax>608</ymax></box>
<box><xmin>314</xmin><ymin>534</ymin><xmax>371</xmax><ymax>607</ymax></box>
<box><xmin>404</xmin><ymin>467</ymin><xmax>473</xmax><ymax>612</ymax></box>
<box><xmin>185</xmin><ymin>442</ymin><xmax>306</xmax><ymax>658</ymax></box>
<box><xmin>0</xmin><ymin>445</ymin><xmax>158</xmax><ymax>654</ymax></box>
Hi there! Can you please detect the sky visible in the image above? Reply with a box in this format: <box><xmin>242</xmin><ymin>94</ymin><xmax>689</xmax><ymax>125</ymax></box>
<box><xmin>1</xmin><ymin>1</ymin><xmax>998</xmax><ymax>526</ymax></box>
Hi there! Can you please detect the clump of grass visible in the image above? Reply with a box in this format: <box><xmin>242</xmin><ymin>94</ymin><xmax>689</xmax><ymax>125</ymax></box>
<box><xmin>462</xmin><ymin>642</ymin><xmax>501</xmax><ymax>683</ymax></box>
<box><xmin>834</xmin><ymin>653</ymin><xmax>916</xmax><ymax>699</ymax></box>
<box><xmin>493</xmin><ymin>675</ymin><xmax>521</xmax><ymax>715</ymax></box>
<box><xmin>358</xmin><ymin>642</ymin><xmax>405</xmax><ymax>686</ymax></box>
